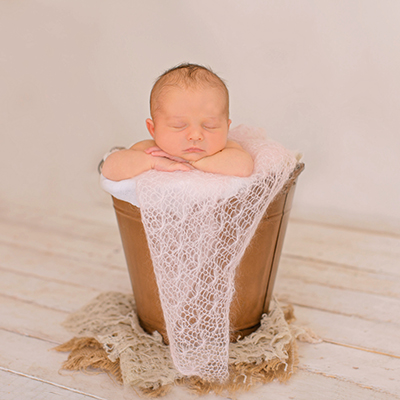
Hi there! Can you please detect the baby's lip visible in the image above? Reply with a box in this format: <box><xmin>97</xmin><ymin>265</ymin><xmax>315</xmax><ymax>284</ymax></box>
<box><xmin>184</xmin><ymin>147</ymin><xmax>205</xmax><ymax>153</ymax></box>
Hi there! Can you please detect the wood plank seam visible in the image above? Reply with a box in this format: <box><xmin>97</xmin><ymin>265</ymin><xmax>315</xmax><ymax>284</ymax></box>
<box><xmin>0</xmin><ymin>241</ymin><xmax>125</xmax><ymax>270</ymax></box>
<box><xmin>0</xmin><ymin>265</ymin><xmax>110</xmax><ymax>290</ymax></box>
<box><xmin>0</xmin><ymin>292</ymin><xmax>71</xmax><ymax>314</ymax></box>
<box><xmin>0</xmin><ymin>366</ymin><xmax>108</xmax><ymax>400</ymax></box>
<box><xmin>276</xmin><ymin>299</ymin><xmax>398</xmax><ymax>325</ymax></box>
<box><xmin>322</xmin><ymin>339</ymin><xmax>400</xmax><ymax>359</ymax></box>
<box><xmin>278</xmin><ymin>272</ymin><xmax>400</xmax><ymax>298</ymax></box>
<box><xmin>0</xmin><ymin>242</ymin><xmax>126</xmax><ymax>271</ymax></box>
<box><xmin>297</xmin><ymin>366</ymin><xmax>400</xmax><ymax>399</ymax></box>
<box><xmin>282</xmin><ymin>253</ymin><xmax>400</xmax><ymax>278</ymax></box>
<box><xmin>0</xmin><ymin>327</ymin><xmax>61</xmax><ymax>345</ymax></box>
<box><xmin>0</xmin><ymin>216</ymin><xmax>119</xmax><ymax>246</ymax></box>
<box><xmin>290</xmin><ymin>218</ymin><xmax>400</xmax><ymax>239</ymax></box>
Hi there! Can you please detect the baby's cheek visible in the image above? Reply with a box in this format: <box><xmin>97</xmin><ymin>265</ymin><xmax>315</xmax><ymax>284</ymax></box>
<box><xmin>154</xmin><ymin>140</ymin><xmax>172</xmax><ymax>154</ymax></box>
<box><xmin>210</xmin><ymin>140</ymin><xmax>227</xmax><ymax>155</ymax></box>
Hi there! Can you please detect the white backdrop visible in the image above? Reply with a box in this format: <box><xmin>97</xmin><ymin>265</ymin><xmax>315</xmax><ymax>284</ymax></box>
<box><xmin>1</xmin><ymin>0</ymin><xmax>399</xmax><ymax>223</ymax></box>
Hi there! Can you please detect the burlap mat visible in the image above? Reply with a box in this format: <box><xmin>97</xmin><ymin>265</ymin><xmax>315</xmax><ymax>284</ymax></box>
<box><xmin>55</xmin><ymin>292</ymin><xmax>320</xmax><ymax>397</ymax></box>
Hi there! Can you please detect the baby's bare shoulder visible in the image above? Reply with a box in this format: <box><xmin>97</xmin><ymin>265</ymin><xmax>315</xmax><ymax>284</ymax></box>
<box><xmin>129</xmin><ymin>139</ymin><xmax>156</xmax><ymax>151</ymax></box>
<box><xmin>226</xmin><ymin>140</ymin><xmax>246</xmax><ymax>150</ymax></box>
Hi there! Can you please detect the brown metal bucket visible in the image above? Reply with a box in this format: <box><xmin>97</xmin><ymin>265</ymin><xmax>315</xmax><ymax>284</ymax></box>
<box><xmin>112</xmin><ymin>163</ymin><xmax>304</xmax><ymax>344</ymax></box>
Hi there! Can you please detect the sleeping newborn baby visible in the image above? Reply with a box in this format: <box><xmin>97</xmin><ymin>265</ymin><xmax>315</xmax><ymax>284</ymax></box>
<box><xmin>102</xmin><ymin>63</ymin><xmax>254</xmax><ymax>180</ymax></box>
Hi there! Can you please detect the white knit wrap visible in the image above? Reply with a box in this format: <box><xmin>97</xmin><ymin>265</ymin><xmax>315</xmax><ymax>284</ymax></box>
<box><xmin>101</xmin><ymin>125</ymin><xmax>297</xmax><ymax>382</ymax></box>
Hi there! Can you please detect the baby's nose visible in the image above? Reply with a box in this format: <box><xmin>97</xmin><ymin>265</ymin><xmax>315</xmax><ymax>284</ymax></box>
<box><xmin>188</xmin><ymin>129</ymin><xmax>204</xmax><ymax>141</ymax></box>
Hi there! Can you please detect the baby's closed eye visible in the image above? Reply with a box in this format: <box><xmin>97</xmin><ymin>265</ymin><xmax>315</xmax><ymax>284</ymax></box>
<box><xmin>170</xmin><ymin>124</ymin><xmax>187</xmax><ymax>130</ymax></box>
<box><xmin>203</xmin><ymin>125</ymin><xmax>219</xmax><ymax>130</ymax></box>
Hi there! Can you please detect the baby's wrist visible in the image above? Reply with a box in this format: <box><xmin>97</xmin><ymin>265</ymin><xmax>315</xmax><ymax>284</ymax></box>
<box><xmin>146</xmin><ymin>152</ymin><xmax>158</xmax><ymax>170</ymax></box>
<box><xmin>188</xmin><ymin>160</ymin><xmax>200</xmax><ymax>168</ymax></box>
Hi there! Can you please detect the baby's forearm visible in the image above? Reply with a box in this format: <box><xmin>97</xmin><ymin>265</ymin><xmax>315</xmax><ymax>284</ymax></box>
<box><xmin>192</xmin><ymin>148</ymin><xmax>254</xmax><ymax>177</ymax></box>
<box><xmin>102</xmin><ymin>149</ymin><xmax>153</xmax><ymax>181</ymax></box>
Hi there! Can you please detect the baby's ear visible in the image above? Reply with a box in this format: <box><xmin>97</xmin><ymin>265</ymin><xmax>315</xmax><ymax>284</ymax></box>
<box><xmin>146</xmin><ymin>118</ymin><xmax>155</xmax><ymax>137</ymax></box>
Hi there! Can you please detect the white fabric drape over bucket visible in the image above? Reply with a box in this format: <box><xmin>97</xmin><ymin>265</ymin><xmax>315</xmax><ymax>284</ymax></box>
<box><xmin>101</xmin><ymin>126</ymin><xmax>298</xmax><ymax>381</ymax></box>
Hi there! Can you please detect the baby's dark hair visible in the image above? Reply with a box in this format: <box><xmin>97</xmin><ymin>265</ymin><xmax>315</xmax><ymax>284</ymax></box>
<box><xmin>150</xmin><ymin>63</ymin><xmax>229</xmax><ymax>118</ymax></box>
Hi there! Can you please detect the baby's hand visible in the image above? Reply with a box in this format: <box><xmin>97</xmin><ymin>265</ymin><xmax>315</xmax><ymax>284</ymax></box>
<box><xmin>145</xmin><ymin>146</ymin><xmax>188</xmax><ymax>164</ymax></box>
<box><xmin>145</xmin><ymin>146</ymin><xmax>193</xmax><ymax>172</ymax></box>
<box><xmin>152</xmin><ymin>156</ymin><xmax>192</xmax><ymax>172</ymax></box>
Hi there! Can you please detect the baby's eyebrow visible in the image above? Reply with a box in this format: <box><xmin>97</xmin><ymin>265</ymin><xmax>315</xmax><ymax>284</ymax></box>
<box><xmin>166</xmin><ymin>116</ymin><xmax>185</xmax><ymax>121</ymax></box>
<box><xmin>203</xmin><ymin>117</ymin><xmax>223</xmax><ymax>123</ymax></box>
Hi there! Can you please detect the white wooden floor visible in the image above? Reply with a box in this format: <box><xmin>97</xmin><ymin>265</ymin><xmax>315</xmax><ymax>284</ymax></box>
<box><xmin>0</xmin><ymin>198</ymin><xmax>399</xmax><ymax>400</ymax></box>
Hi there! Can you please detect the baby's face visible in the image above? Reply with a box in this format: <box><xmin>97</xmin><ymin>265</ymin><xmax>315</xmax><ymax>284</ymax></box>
<box><xmin>146</xmin><ymin>86</ymin><xmax>231</xmax><ymax>162</ymax></box>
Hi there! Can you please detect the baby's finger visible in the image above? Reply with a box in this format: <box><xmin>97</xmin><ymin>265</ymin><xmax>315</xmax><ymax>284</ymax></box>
<box><xmin>153</xmin><ymin>157</ymin><xmax>190</xmax><ymax>172</ymax></box>
<box><xmin>149</xmin><ymin>150</ymin><xmax>168</xmax><ymax>158</ymax></box>
<box><xmin>152</xmin><ymin>151</ymin><xmax>188</xmax><ymax>163</ymax></box>
<box><xmin>154</xmin><ymin>164</ymin><xmax>190</xmax><ymax>172</ymax></box>
<box><xmin>145</xmin><ymin>146</ymin><xmax>162</xmax><ymax>154</ymax></box>
<box><xmin>169</xmin><ymin>162</ymin><xmax>192</xmax><ymax>172</ymax></box>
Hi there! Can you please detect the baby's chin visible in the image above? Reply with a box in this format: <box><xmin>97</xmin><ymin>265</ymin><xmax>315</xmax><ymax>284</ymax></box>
<box><xmin>180</xmin><ymin>148</ymin><xmax>224</xmax><ymax>162</ymax></box>
<box><xmin>180</xmin><ymin>153</ymin><xmax>208</xmax><ymax>162</ymax></box>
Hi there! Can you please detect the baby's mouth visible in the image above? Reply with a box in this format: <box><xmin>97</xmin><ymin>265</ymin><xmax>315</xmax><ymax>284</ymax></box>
<box><xmin>184</xmin><ymin>147</ymin><xmax>205</xmax><ymax>153</ymax></box>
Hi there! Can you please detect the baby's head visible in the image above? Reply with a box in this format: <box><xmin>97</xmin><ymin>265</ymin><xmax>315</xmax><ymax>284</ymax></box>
<box><xmin>146</xmin><ymin>63</ymin><xmax>232</xmax><ymax>162</ymax></box>
<box><xmin>150</xmin><ymin>63</ymin><xmax>229</xmax><ymax>119</ymax></box>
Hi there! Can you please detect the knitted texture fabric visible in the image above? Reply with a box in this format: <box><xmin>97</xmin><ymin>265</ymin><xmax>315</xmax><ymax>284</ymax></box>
<box><xmin>60</xmin><ymin>292</ymin><xmax>320</xmax><ymax>392</ymax></box>
<box><xmin>130</xmin><ymin>126</ymin><xmax>298</xmax><ymax>381</ymax></box>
